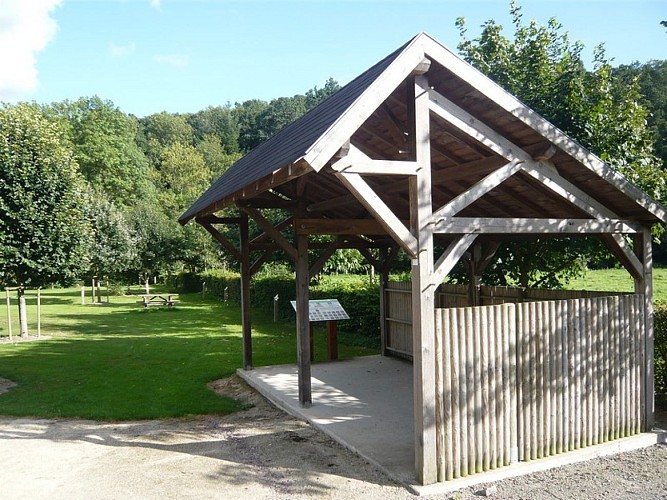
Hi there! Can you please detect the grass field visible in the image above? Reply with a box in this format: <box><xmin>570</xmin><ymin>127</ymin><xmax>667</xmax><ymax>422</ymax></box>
<box><xmin>565</xmin><ymin>267</ymin><xmax>667</xmax><ymax>302</ymax></box>
<box><xmin>0</xmin><ymin>286</ymin><xmax>376</xmax><ymax>420</ymax></box>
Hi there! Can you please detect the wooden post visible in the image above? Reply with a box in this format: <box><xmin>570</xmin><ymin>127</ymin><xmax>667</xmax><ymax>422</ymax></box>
<box><xmin>239</xmin><ymin>212</ymin><xmax>253</xmax><ymax>371</ymax></box>
<box><xmin>309</xmin><ymin>322</ymin><xmax>315</xmax><ymax>362</ymax></box>
<box><xmin>326</xmin><ymin>320</ymin><xmax>338</xmax><ymax>361</ymax></box>
<box><xmin>5</xmin><ymin>289</ymin><xmax>12</xmax><ymax>340</ymax></box>
<box><xmin>379</xmin><ymin>248</ymin><xmax>389</xmax><ymax>356</ymax></box>
<box><xmin>634</xmin><ymin>227</ymin><xmax>654</xmax><ymax>430</ymax></box>
<box><xmin>295</xmin><ymin>231</ymin><xmax>312</xmax><ymax>407</ymax></box>
<box><xmin>81</xmin><ymin>286</ymin><xmax>85</xmax><ymax>305</ymax></box>
<box><xmin>409</xmin><ymin>70</ymin><xmax>438</xmax><ymax>485</ymax></box>
<box><xmin>18</xmin><ymin>287</ymin><xmax>28</xmax><ymax>337</ymax></box>
<box><xmin>37</xmin><ymin>288</ymin><xmax>41</xmax><ymax>339</ymax></box>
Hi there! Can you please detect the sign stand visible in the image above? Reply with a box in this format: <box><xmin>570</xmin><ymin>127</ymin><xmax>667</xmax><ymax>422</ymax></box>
<box><xmin>291</xmin><ymin>299</ymin><xmax>349</xmax><ymax>361</ymax></box>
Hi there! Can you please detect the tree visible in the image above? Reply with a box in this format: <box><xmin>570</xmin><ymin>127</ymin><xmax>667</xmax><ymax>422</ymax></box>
<box><xmin>51</xmin><ymin>97</ymin><xmax>155</xmax><ymax>207</ymax></box>
<box><xmin>157</xmin><ymin>142</ymin><xmax>211</xmax><ymax>214</ymax></box>
<box><xmin>189</xmin><ymin>105</ymin><xmax>240</xmax><ymax>154</ymax></box>
<box><xmin>138</xmin><ymin>111</ymin><xmax>194</xmax><ymax>166</ymax></box>
<box><xmin>85</xmin><ymin>192</ymin><xmax>137</xmax><ymax>282</ymax></box>
<box><xmin>0</xmin><ymin>103</ymin><xmax>91</xmax><ymax>334</ymax></box>
<box><xmin>455</xmin><ymin>2</ymin><xmax>665</xmax><ymax>287</ymax></box>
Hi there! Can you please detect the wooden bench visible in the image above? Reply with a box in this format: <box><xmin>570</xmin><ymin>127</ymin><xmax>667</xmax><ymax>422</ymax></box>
<box><xmin>137</xmin><ymin>294</ymin><xmax>179</xmax><ymax>308</ymax></box>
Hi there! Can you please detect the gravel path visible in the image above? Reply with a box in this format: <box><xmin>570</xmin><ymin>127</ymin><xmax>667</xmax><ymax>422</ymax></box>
<box><xmin>0</xmin><ymin>376</ymin><xmax>665</xmax><ymax>499</ymax></box>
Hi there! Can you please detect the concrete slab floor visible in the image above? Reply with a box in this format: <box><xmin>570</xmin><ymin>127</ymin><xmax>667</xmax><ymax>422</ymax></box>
<box><xmin>238</xmin><ymin>355</ymin><xmax>666</xmax><ymax>496</ymax></box>
<box><xmin>238</xmin><ymin>355</ymin><xmax>416</xmax><ymax>486</ymax></box>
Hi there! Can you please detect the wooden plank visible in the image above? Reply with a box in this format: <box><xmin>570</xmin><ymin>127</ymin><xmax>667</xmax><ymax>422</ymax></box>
<box><xmin>433</xmin><ymin>217</ymin><xmax>639</xmax><ymax>235</ymax></box>
<box><xmin>431</xmin><ymin>159</ymin><xmax>523</xmax><ymax>221</ymax></box>
<box><xmin>450</xmin><ymin>308</ymin><xmax>462</xmax><ymax>479</ymax></box>
<box><xmin>465</xmin><ymin>307</ymin><xmax>476</xmax><ymax>475</ymax></box>
<box><xmin>239</xmin><ymin>213</ymin><xmax>252</xmax><ymax>371</ymax></box>
<box><xmin>507</xmin><ymin>303</ymin><xmax>517</xmax><ymax>465</ymax></box>
<box><xmin>336</xmin><ymin>171</ymin><xmax>418</xmax><ymax>257</ymax></box>
<box><xmin>435</xmin><ymin>310</ymin><xmax>446</xmax><ymax>481</ymax></box>
<box><xmin>241</xmin><ymin>206</ymin><xmax>298</xmax><ymax>261</ymax></box>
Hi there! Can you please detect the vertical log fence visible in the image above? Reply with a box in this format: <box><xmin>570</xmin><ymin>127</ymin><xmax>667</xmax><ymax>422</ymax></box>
<box><xmin>384</xmin><ymin>282</ymin><xmax>644</xmax><ymax>483</ymax></box>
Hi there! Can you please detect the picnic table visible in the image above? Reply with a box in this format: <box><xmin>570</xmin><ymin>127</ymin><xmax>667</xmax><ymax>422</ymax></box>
<box><xmin>137</xmin><ymin>293</ymin><xmax>179</xmax><ymax>308</ymax></box>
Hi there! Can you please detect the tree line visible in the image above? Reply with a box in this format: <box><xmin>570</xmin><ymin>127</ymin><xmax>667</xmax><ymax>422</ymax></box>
<box><xmin>1</xmin><ymin>3</ymin><xmax>666</xmax><ymax>299</ymax></box>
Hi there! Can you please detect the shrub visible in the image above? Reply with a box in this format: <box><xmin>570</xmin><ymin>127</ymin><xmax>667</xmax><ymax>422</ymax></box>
<box><xmin>175</xmin><ymin>271</ymin><xmax>381</xmax><ymax>339</ymax></box>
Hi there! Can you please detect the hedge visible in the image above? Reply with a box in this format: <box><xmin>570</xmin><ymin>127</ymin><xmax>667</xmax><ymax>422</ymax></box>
<box><xmin>173</xmin><ymin>271</ymin><xmax>380</xmax><ymax>339</ymax></box>
<box><xmin>173</xmin><ymin>270</ymin><xmax>667</xmax><ymax>392</ymax></box>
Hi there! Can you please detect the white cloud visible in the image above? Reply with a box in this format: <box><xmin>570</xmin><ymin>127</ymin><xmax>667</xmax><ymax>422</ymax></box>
<box><xmin>154</xmin><ymin>54</ymin><xmax>188</xmax><ymax>68</ymax></box>
<box><xmin>109</xmin><ymin>41</ymin><xmax>136</xmax><ymax>58</ymax></box>
<box><xmin>149</xmin><ymin>0</ymin><xmax>160</xmax><ymax>9</ymax></box>
<box><xmin>0</xmin><ymin>0</ymin><xmax>62</xmax><ymax>100</ymax></box>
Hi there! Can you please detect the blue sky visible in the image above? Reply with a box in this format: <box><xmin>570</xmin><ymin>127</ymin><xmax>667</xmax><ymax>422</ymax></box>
<box><xmin>1</xmin><ymin>0</ymin><xmax>665</xmax><ymax>117</ymax></box>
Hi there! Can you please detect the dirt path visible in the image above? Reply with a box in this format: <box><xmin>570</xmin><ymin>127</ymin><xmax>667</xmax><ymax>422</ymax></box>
<box><xmin>0</xmin><ymin>377</ymin><xmax>665</xmax><ymax>499</ymax></box>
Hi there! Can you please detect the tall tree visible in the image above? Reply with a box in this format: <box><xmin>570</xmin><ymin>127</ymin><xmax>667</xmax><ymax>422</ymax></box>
<box><xmin>138</xmin><ymin>111</ymin><xmax>194</xmax><ymax>166</ymax></box>
<box><xmin>50</xmin><ymin>97</ymin><xmax>154</xmax><ymax>207</ymax></box>
<box><xmin>0</xmin><ymin>104</ymin><xmax>91</xmax><ymax>334</ymax></box>
<box><xmin>455</xmin><ymin>2</ymin><xmax>665</xmax><ymax>286</ymax></box>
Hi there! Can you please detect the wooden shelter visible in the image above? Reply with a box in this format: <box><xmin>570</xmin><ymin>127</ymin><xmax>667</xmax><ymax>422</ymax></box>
<box><xmin>180</xmin><ymin>33</ymin><xmax>666</xmax><ymax>485</ymax></box>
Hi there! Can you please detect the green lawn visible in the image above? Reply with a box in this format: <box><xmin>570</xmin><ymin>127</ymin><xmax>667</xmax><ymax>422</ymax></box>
<box><xmin>0</xmin><ymin>286</ymin><xmax>376</xmax><ymax>420</ymax></box>
<box><xmin>565</xmin><ymin>267</ymin><xmax>667</xmax><ymax>302</ymax></box>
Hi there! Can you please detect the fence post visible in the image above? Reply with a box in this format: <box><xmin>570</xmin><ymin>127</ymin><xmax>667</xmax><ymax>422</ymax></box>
<box><xmin>5</xmin><ymin>289</ymin><xmax>11</xmax><ymax>340</ymax></box>
<box><xmin>37</xmin><ymin>288</ymin><xmax>41</xmax><ymax>339</ymax></box>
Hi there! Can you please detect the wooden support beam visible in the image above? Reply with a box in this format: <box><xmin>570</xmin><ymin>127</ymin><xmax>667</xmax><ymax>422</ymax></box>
<box><xmin>249</xmin><ymin>217</ymin><xmax>293</xmax><ymax>246</ymax></box>
<box><xmin>429</xmin><ymin>88</ymin><xmax>531</xmax><ymax>162</ymax></box>
<box><xmin>309</xmin><ymin>239</ymin><xmax>341</xmax><ymax>278</ymax></box>
<box><xmin>196</xmin><ymin>215</ymin><xmax>241</xmax><ymax>225</ymax></box>
<box><xmin>198</xmin><ymin>220</ymin><xmax>242</xmax><ymax>261</ymax></box>
<box><xmin>430</xmin><ymin>159</ymin><xmax>523</xmax><ymax>221</ymax></box>
<box><xmin>239</xmin><ymin>212</ymin><xmax>252</xmax><ymax>371</ymax></box>
<box><xmin>431</xmin><ymin>234</ymin><xmax>478</xmax><ymax>288</ymax></box>
<box><xmin>249</xmin><ymin>249</ymin><xmax>275</xmax><ymax>276</ymax></box>
<box><xmin>520</xmin><ymin>161</ymin><xmax>619</xmax><ymax>219</ymax></box>
<box><xmin>410</xmin><ymin>73</ymin><xmax>438</xmax><ymax>486</ymax></box>
<box><xmin>295</xmin><ymin>231</ymin><xmax>312</xmax><ymax>407</ymax></box>
<box><xmin>433</xmin><ymin>217</ymin><xmax>640</xmax><ymax>235</ymax></box>
<box><xmin>332</xmin><ymin>159</ymin><xmax>419</xmax><ymax>176</ymax></box>
<box><xmin>335</xmin><ymin>171</ymin><xmax>418</xmax><ymax>257</ymax></box>
<box><xmin>634</xmin><ymin>227</ymin><xmax>654</xmax><ymax>430</ymax></box>
<box><xmin>600</xmin><ymin>234</ymin><xmax>643</xmax><ymax>281</ymax></box>
<box><xmin>306</xmin><ymin>193</ymin><xmax>358</xmax><ymax>213</ymax></box>
<box><xmin>240</xmin><ymin>206</ymin><xmax>298</xmax><ymax>261</ymax></box>
<box><xmin>295</xmin><ymin>218</ymin><xmax>401</xmax><ymax>236</ymax></box>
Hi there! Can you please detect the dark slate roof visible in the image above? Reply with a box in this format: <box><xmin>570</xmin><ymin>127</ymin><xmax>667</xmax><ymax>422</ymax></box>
<box><xmin>179</xmin><ymin>37</ymin><xmax>415</xmax><ymax>224</ymax></box>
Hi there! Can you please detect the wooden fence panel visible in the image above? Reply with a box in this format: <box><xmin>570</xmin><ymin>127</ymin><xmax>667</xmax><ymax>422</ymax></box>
<box><xmin>434</xmin><ymin>294</ymin><xmax>643</xmax><ymax>481</ymax></box>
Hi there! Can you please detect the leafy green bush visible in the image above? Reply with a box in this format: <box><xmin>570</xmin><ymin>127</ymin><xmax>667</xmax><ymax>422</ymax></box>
<box><xmin>175</xmin><ymin>271</ymin><xmax>381</xmax><ymax>340</ymax></box>
<box><xmin>654</xmin><ymin>303</ymin><xmax>667</xmax><ymax>394</ymax></box>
